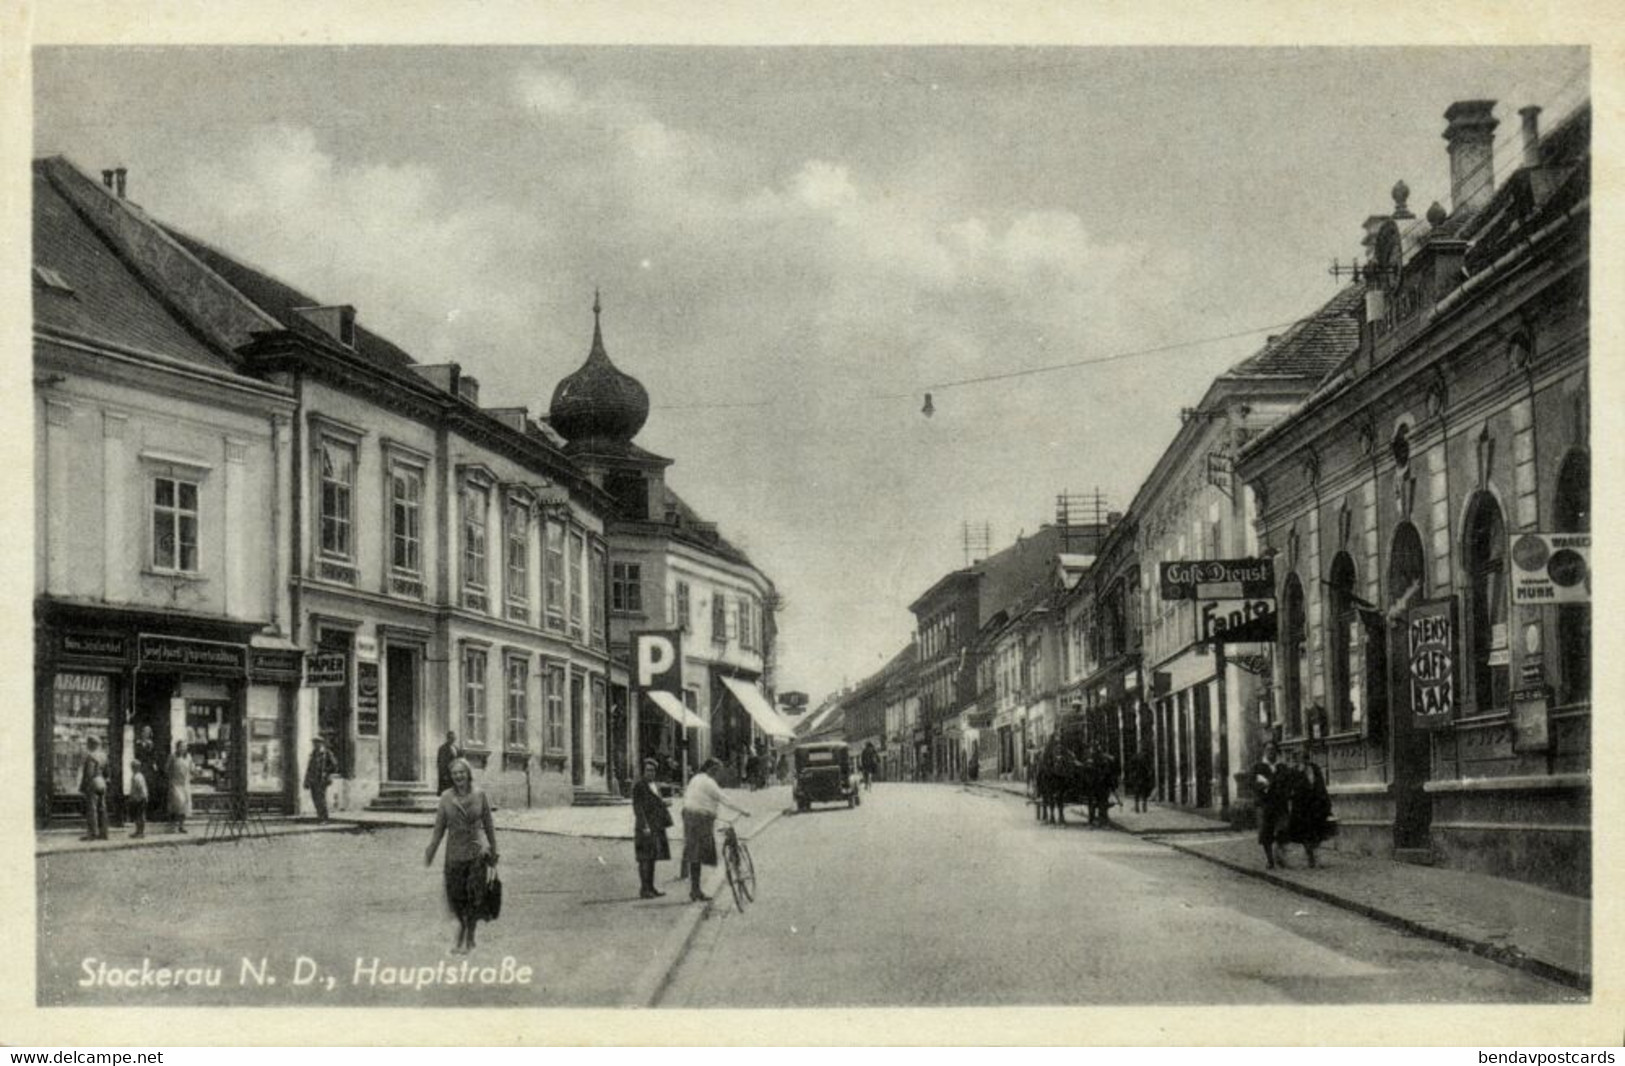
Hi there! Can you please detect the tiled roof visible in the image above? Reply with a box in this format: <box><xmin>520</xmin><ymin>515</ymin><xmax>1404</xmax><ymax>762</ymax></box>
<box><xmin>656</xmin><ymin>486</ymin><xmax>757</xmax><ymax>571</ymax></box>
<box><xmin>1223</xmin><ymin>283</ymin><xmax>1364</xmax><ymax>381</ymax></box>
<box><xmin>33</xmin><ymin>164</ymin><xmax>236</xmax><ymax>372</ymax></box>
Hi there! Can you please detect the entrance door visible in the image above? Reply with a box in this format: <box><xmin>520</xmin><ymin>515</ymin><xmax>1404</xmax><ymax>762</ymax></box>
<box><xmin>1388</xmin><ymin>522</ymin><xmax>1432</xmax><ymax>850</ymax></box>
<box><xmin>569</xmin><ymin>674</ymin><xmax>585</xmax><ymax>786</ymax></box>
<box><xmin>385</xmin><ymin>646</ymin><xmax>418</xmax><ymax>782</ymax></box>
<box><xmin>1193</xmin><ymin>683</ymin><xmax>1213</xmax><ymax>808</ymax></box>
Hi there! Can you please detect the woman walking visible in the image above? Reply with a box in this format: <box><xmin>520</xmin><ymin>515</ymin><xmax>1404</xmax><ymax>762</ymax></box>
<box><xmin>1284</xmin><ymin>747</ymin><xmax>1333</xmax><ymax>868</ymax></box>
<box><xmin>166</xmin><ymin>740</ymin><xmax>193</xmax><ymax>834</ymax></box>
<box><xmin>424</xmin><ymin>758</ymin><xmax>498</xmax><ymax>955</ymax></box>
<box><xmin>631</xmin><ymin>757</ymin><xmax>672</xmax><ymax>899</ymax></box>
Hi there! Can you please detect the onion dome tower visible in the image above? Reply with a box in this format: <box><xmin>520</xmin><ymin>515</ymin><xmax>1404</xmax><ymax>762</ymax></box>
<box><xmin>548</xmin><ymin>291</ymin><xmax>650</xmax><ymax>455</ymax></box>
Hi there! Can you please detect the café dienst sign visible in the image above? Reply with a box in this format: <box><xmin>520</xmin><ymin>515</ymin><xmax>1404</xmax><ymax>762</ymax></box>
<box><xmin>1159</xmin><ymin>558</ymin><xmax>1275</xmax><ymax>601</ymax></box>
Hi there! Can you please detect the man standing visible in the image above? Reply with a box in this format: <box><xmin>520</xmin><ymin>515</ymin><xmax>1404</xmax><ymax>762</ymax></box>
<box><xmin>437</xmin><ymin>731</ymin><xmax>461</xmax><ymax>795</ymax></box>
<box><xmin>78</xmin><ymin>735</ymin><xmax>108</xmax><ymax>841</ymax></box>
<box><xmin>860</xmin><ymin>741</ymin><xmax>880</xmax><ymax>788</ymax></box>
<box><xmin>680</xmin><ymin>758</ymin><xmax>751</xmax><ymax>903</ymax></box>
<box><xmin>304</xmin><ymin>737</ymin><xmax>338</xmax><ymax>823</ymax></box>
<box><xmin>1252</xmin><ymin>741</ymin><xmax>1288</xmax><ymax>869</ymax></box>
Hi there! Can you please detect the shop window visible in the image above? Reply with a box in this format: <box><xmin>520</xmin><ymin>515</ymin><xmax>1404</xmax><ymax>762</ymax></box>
<box><xmin>1465</xmin><ymin>494</ymin><xmax>1510</xmax><ymax>713</ymax></box>
<box><xmin>389</xmin><ymin>464</ymin><xmax>423</xmax><ymax>589</ymax></box>
<box><xmin>151</xmin><ymin>475</ymin><xmax>200</xmax><ymax>574</ymax></box>
<box><xmin>316</xmin><ymin>630</ymin><xmax>353</xmax><ymax>775</ymax></box>
<box><xmin>1555</xmin><ymin>450</ymin><xmax>1590</xmax><ymax>705</ymax></box>
<box><xmin>544</xmin><ymin>662</ymin><xmax>567</xmax><ymax>753</ymax></box>
<box><xmin>504</xmin><ymin>656</ymin><xmax>529</xmax><ymax>750</ymax></box>
<box><xmin>50</xmin><ymin>672</ymin><xmax>113</xmax><ymax>799</ymax></box>
<box><xmin>318</xmin><ymin>439</ymin><xmax>355</xmax><ymax>563</ymax></box>
<box><xmin>544</xmin><ymin>520</ymin><xmax>566</xmax><ymax>631</ymax></box>
<box><xmin>461</xmin><ymin>646</ymin><xmax>488</xmax><ymax>747</ymax></box>
<box><xmin>505</xmin><ymin>499</ymin><xmax>530</xmax><ymax>622</ymax></box>
<box><xmin>611</xmin><ymin>562</ymin><xmax>643</xmax><ymax>613</ymax></box>
<box><xmin>1281</xmin><ymin>574</ymin><xmax>1307</xmax><ymax>736</ymax></box>
<box><xmin>246</xmin><ymin>686</ymin><xmax>286</xmax><ymax>794</ymax></box>
<box><xmin>461</xmin><ymin>483</ymin><xmax>490</xmax><ymax>612</ymax></box>
<box><xmin>1328</xmin><ymin>553</ymin><xmax>1358</xmax><ymax>734</ymax></box>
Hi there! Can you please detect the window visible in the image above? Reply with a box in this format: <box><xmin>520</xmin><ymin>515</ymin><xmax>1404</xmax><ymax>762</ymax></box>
<box><xmin>319</xmin><ymin>440</ymin><xmax>355</xmax><ymax>561</ymax></box>
<box><xmin>1328</xmin><ymin>553</ymin><xmax>1359</xmax><ymax>734</ymax></box>
<box><xmin>712</xmin><ymin>594</ymin><xmax>728</xmax><ymax>643</ymax></box>
<box><xmin>1465</xmin><ymin>494</ymin><xmax>1510</xmax><ymax>714</ymax></box>
<box><xmin>461</xmin><ymin>482</ymin><xmax>489</xmax><ymax>608</ymax></box>
<box><xmin>505</xmin><ymin>499</ymin><xmax>529</xmax><ymax>619</ymax></box>
<box><xmin>505</xmin><ymin>656</ymin><xmax>529</xmax><ymax>750</ymax></box>
<box><xmin>1281</xmin><ymin>575</ymin><xmax>1307</xmax><ymax>736</ymax></box>
<box><xmin>544</xmin><ymin>662</ymin><xmax>567</xmax><ymax>752</ymax></box>
<box><xmin>544</xmin><ymin>520</ymin><xmax>566</xmax><ymax>630</ymax></box>
<box><xmin>1555</xmin><ymin>451</ymin><xmax>1590</xmax><ymax>705</ymax></box>
<box><xmin>591</xmin><ymin>677</ymin><xmax>607</xmax><ymax>765</ymax></box>
<box><xmin>389</xmin><ymin>465</ymin><xmax>423</xmax><ymax>577</ymax></box>
<box><xmin>590</xmin><ymin>545</ymin><xmax>606</xmax><ymax>646</ymax></box>
<box><xmin>461</xmin><ymin>646</ymin><xmax>488</xmax><ymax>747</ymax></box>
<box><xmin>568</xmin><ymin>531</ymin><xmax>586</xmax><ymax>639</ymax></box>
<box><xmin>739</xmin><ymin>598</ymin><xmax>756</xmax><ymax>650</ymax></box>
<box><xmin>152</xmin><ymin>475</ymin><xmax>199</xmax><ymax>573</ymax></box>
<box><xmin>674</xmin><ymin>581</ymin><xmax>691</xmax><ymax>631</ymax></box>
<box><xmin>611</xmin><ymin>562</ymin><xmax>643</xmax><ymax>613</ymax></box>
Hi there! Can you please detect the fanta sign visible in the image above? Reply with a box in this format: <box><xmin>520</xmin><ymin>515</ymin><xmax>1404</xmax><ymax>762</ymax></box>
<box><xmin>633</xmin><ymin>630</ymin><xmax>683</xmax><ymax>694</ymax></box>
<box><xmin>1199</xmin><ymin>599</ymin><xmax>1278</xmax><ymax>644</ymax></box>
<box><xmin>1407</xmin><ymin>599</ymin><xmax>1457</xmax><ymax>728</ymax></box>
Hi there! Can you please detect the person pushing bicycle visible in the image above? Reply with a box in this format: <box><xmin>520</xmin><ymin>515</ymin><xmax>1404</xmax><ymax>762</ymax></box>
<box><xmin>680</xmin><ymin>757</ymin><xmax>751</xmax><ymax>903</ymax></box>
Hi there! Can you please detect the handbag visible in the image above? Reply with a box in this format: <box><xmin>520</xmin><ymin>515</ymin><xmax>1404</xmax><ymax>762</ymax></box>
<box><xmin>482</xmin><ymin>862</ymin><xmax>503</xmax><ymax>922</ymax></box>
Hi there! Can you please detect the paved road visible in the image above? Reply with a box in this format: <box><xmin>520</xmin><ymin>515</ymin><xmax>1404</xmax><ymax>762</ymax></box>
<box><xmin>660</xmin><ymin>783</ymin><xmax>1576</xmax><ymax>1006</ymax></box>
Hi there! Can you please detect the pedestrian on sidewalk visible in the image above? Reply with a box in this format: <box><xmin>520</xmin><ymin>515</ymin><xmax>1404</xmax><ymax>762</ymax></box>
<box><xmin>304</xmin><ymin>737</ymin><xmax>338</xmax><ymax>823</ymax></box>
<box><xmin>1126</xmin><ymin>745</ymin><xmax>1155</xmax><ymax>813</ymax></box>
<box><xmin>436</xmin><ymin>731</ymin><xmax>461</xmax><ymax>796</ymax></box>
<box><xmin>166</xmin><ymin>740</ymin><xmax>193</xmax><ymax>834</ymax></box>
<box><xmin>424</xmin><ymin>758</ymin><xmax>499</xmax><ymax>955</ymax></box>
<box><xmin>680</xmin><ymin>758</ymin><xmax>751</xmax><ymax>903</ymax></box>
<box><xmin>78</xmin><ymin>736</ymin><xmax>109</xmax><ymax>841</ymax></box>
<box><xmin>1283</xmin><ymin>746</ymin><xmax>1332</xmax><ymax>868</ymax></box>
<box><xmin>631</xmin><ymin>757</ymin><xmax>672</xmax><ymax>899</ymax></box>
<box><xmin>127</xmin><ymin>759</ymin><xmax>148</xmax><ymax>838</ymax></box>
<box><xmin>1251</xmin><ymin>741</ymin><xmax>1287</xmax><ymax>869</ymax></box>
<box><xmin>133</xmin><ymin>724</ymin><xmax>159</xmax><ymax>821</ymax></box>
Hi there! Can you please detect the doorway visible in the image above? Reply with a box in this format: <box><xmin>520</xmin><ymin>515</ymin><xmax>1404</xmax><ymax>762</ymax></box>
<box><xmin>385</xmin><ymin>645</ymin><xmax>419</xmax><ymax>782</ymax></box>
<box><xmin>1193</xmin><ymin>682</ymin><xmax>1213</xmax><ymax>808</ymax></box>
<box><xmin>569</xmin><ymin>673</ymin><xmax>585</xmax><ymax>787</ymax></box>
<box><xmin>1388</xmin><ymin>522</ymin><xmax>1432</xmax><ymax>850</ymax></box>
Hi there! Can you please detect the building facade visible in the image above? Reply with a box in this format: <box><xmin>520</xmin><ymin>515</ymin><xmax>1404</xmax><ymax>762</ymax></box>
<box><xmin>1236</xmin><ymin>100</ymin><xmax>1590</xmax><ymax>892</ymax></box>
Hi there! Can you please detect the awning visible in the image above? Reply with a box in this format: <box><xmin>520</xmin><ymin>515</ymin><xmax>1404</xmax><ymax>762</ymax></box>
<box><xmin>646</xmin><ymin>690</ymin><xmax>707</xmax><ymax>731</ymax></box>
<box><xmin>720</xmin><ymin>676</ymin><xmax>797</xmax><ymax>740</ymax></box>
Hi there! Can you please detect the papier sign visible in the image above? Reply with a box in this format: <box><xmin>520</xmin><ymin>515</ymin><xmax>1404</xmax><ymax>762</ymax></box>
<box><xmin>633</xmin><ymin>629</ymin><xmax>684</xmax><ymax>694</ymax></box>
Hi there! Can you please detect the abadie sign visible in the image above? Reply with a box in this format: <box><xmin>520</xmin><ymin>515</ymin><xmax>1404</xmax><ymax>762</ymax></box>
<box><xmin>1160</xmin><ymin>558</ymin><xmax>1275</xmax><ymax>601</ymax></box>
<box><xmin>633</xmin><ymin>630</ymin><xmax>683</xmax><ymax>695</ymax></box>
<box><xmin>1199</xmin><ymin>598</ymin><xmax>1278</xmax><ymax>644</ymax></box>
<box><xmin>1407</xmin><ymin>599</ymin><xmax>1458</xmax><ymax>729</ymax></box>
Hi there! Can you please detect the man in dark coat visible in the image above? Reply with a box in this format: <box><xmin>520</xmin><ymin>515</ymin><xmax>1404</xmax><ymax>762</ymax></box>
<box><xmin>631</xmin><ymin>757</ymin><xmax>673</xmax><ymax>898</ymax></box>
<box><xmin>860</xmin><ymin>742</ymin><xmax>880</xmax><ymax>788</ymax></box>
<box><xmin>1252</xmin><ymin>741</ymin><xmax>1289</xmax><ymax>868</ymax></box>
<box><xmin>304</xmin><ymin>737</ymin><xmax>338</xmax><ymax>823</ymax></box>
<box><xmin>1126</xmin><ymin>745</ymin><xmax>1156</xmax><ymax>812</ymax></box>
<box><xmin>436</xmin><ymin>731</ymin><xmax>461</xmax><ymax>795</ymax></box>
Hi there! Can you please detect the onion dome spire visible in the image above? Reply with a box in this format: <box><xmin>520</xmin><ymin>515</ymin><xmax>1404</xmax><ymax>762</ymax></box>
<box><xmin>549</xmin><ymin>290</ymin><xmax>650</xmax><ymax>449</ymax></box>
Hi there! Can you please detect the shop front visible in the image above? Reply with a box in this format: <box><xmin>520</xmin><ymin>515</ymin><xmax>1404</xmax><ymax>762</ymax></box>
<box><xmin>36</xmin><ymin>603</ymin><xmax>302</xmax><ymax>825</ymax></box>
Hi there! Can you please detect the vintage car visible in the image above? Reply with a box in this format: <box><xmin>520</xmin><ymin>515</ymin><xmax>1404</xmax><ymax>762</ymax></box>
<box><xmin>792</xmin><ymin>741</ymin><xmax>860</xmax><ymax>812</ymax></box>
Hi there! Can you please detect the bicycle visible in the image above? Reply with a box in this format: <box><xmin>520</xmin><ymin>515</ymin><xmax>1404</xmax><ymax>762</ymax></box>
<box><xmin>719</xmin><ymin>815</ymin><xmax>756</xmax><ymax>913</ymax></box>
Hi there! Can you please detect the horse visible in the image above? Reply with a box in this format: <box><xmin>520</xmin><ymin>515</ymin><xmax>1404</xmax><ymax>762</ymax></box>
<box><xmin>1035</xmin><ymin>745</ymin><xmax>1083</xmax><ymax>825</ymax></box>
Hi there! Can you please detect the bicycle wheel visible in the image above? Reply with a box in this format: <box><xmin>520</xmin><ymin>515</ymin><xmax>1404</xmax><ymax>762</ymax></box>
<box><xmin>723</xmin><ymin>848</ymin><xmax>747</xmax><ymax>912</ymax></box>
<box><xmin>735</xmin><ymin>841</ymin><xmax>756</xmax><ymax>902</ymax></box>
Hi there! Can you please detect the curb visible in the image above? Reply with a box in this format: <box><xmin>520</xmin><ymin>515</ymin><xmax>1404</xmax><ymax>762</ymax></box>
<box><xmin>964</xmin><ymin>782</ymin><xmax>1231</xmax><ymax>836</ymax></box>
<box><xmin>634</xmin><ymin>807</ymin><xmax>788</xmax><ymax>1008</ymax></box>
<box><xmin>1143</xmin><ymin>832</ymin><xmax>1590</xmax><ymax>994</ymax></box>
<box><xmin>37</xmin><ymin>822</ymin><xmax>355</xmax><ymax>858</ymax></box>
<box><xmin>333</xmin><ymin>815</ymin><xmax>639</xmax><ymax>841</ymax></box>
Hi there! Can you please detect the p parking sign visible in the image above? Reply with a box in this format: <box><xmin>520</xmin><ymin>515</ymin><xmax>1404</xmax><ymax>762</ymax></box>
<box><xmin>633</xmin><ymin>630</ymin><xmax>683</xmax><ymax>694</ymax></box>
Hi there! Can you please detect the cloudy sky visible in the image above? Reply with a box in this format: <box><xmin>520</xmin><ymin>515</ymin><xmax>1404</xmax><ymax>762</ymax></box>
<box><xmin>33</xmin><ymin>46</ymin><xmax>1587</xmax><ymax>699</ymax></box>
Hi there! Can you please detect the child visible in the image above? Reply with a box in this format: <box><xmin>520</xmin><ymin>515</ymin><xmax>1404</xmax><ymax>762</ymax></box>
<box><xmin>127</xmin><ymin>760</ymin><xmax>148</xmax><ymax>839</ymax></box>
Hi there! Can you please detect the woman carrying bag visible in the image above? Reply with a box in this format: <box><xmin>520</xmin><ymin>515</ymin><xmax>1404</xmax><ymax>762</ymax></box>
<box><xmin>425</xmin><ymin>758</ymin><xmax>499</xmax><ymax>955</ymax></box>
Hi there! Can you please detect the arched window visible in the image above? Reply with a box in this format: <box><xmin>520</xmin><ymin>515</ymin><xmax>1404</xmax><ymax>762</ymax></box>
<box><xmin>1281</xmin><ymin>574</ymin><xmax>1307</xmax><ymax>737</ymax></box>
<box><xmin>1555</xmin><ymin>450</ymin><xmax>1590</xmax><ymax>705</ymax></box>
<box><xmin>1465</xmin><ymin>494</ymin><xmax>1510</xmax><ymax>713</ymax></box>
<box><xmin>1383</xmin><ymin>522</ymin><xmax>1427</xmax><ymax>734</ymax></box>
<box><xmin>1328</xmin><ymin>553</ymin><xmax>1358</xmax><ymax>734</ymax></box>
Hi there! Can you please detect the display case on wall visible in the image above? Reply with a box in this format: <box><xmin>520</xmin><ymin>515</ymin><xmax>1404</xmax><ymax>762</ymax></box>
<box><xmin>51</xmin><ymin>673</ymin><xmax>113</xmax><ymax>797</ymax></box>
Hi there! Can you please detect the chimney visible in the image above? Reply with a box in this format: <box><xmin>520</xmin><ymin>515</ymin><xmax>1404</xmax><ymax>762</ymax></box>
<box><xmin>101</xmin><ymin>169</ymin><xmax>115</xmax><ymax>190</ymax></box>
<box><xmin>458</xmin><ymin>375</ymin><xmax>480</xmax><ymax>405</ymax></box>
<box><xmin>113</xmin><ymin>167</ymin><xmax>127</xmax><ymax>199</ymax></box>
<box><xmin>1519</xmin><ymin>105</ymin><xmax>1543</xmax><ymax>168</ymax></box>
<box><xmin>1443</xmin><ymin>100</ymin><xmax>1498</xmax><ymax>214</ymax></box>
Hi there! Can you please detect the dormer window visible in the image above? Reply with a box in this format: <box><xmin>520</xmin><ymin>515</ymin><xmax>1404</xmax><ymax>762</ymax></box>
<box><xmin>294</xmin><ymin>305</ymin><xmax>358</xmax><ymax>349</ymax></box>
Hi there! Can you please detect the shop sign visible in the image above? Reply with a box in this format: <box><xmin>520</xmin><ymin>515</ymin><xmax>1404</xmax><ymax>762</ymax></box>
<box><xmin>137</xmin><ymin>635</ymin><xmax>246</xmax><ymax>676</ymax></box>
<box><xmin>249</xmin><ymin>648</ymin><xmax>304</xmax><ymax>683</ymax></box>
<box><xmin>354</xmin><ymin>635</ymin><xmax>380</xmax><ymax>662</ymax></box>
<box><xmin>1406</xmin><ymin>599</ymin><xmax>1458</xmax><ymax>729</ymax></box>
<box><xmin>1199</xmin><ymin>598</ymin><xmax>1278</xmax><ymax>644</ymax></box>
<box><xmin>1511</xmin><ymin>687</ymin><xmax>1551</xmax><ymax>753</ymax></box>
<box><xmin>356</xmin><ymin>661</ymin><xmax>381</xmax><ymax>736</ymax></box>
<box><xmin>306</xmin><ymin>652</ymin><xmax>348</xmax><ymax>688</ymax></box>
<box><xmin>1511</xmin><ymin>533</ymin><xmax>1590</xmax><ymax>605</ymax></box>
<box><xmin>1160</xmin><ymin>558</ymin><xmax>1275</xmax><ymax>601</ymax></box>
<box><xmin>59</xmin><ymin>631</ymin><xmax>128</xmax><ymax>662</ymax></box>
<box><xmin>633</xmin><ymin>630</ymin><xmax>684</xmax><ymax>694</ymax></box>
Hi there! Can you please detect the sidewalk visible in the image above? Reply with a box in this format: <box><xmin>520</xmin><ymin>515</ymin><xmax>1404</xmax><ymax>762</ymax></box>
<box><xmin>37</xmin><ymin>817</ymin><xmax>349</xmax><ymax>857</ymax></box>
<box><xmin>970</xmin><ymin>786</ymin><xmax>1590</xmax><ymax>991</ymax></box>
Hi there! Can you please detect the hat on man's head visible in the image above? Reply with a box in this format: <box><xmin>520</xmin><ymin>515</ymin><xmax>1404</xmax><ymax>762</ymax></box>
<box><xmin>642</xmin><ymin>757</ymin><xmax>658</xmax><ymax>769</ymax></box>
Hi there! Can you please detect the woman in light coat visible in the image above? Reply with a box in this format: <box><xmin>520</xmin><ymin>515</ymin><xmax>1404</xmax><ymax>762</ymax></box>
<box><xmin>166</xmin><ymin>740</ymin><xmax>193</xmax><ymax>834</ymax></box>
